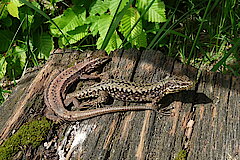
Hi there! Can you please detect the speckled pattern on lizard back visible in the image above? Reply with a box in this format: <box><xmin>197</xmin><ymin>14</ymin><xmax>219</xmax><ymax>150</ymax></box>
<box><xmin>44</xmin><ymin>50</ymin><xmax>166</xmax><ymax>121</ymax></box>
<box><xmin>66</xmin><ymin>76</ymin><xmax>194</xmax><ymax>105</ymax></box>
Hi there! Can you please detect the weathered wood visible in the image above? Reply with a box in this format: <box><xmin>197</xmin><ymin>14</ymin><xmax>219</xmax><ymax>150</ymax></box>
<box><xmin>0</xmin><ymin>49</ymin><xmax>239</xmax><ymax>160</ymax></box>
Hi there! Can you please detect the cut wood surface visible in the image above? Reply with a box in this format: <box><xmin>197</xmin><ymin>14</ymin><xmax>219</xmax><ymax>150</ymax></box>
<box><xmin>0</xmin><ymin>49</ymin><xmax>239</xmax><ymax>160</ymax></box>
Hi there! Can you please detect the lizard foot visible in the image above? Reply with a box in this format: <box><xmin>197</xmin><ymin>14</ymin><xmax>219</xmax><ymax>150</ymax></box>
<box><xmin>157</xmin><ymin>105</ymin><xmax>174</xmax><ymax>117</ymax></box>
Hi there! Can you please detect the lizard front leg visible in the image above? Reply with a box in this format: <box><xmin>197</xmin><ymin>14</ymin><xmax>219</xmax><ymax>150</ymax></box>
<box><xmin>63</xmin><ymin>71</ymin><xmax>110</xmax><ymax>108</ymax></box>
<box><xmin>151</xmin><ymin>96</ymin><xmax>172</xmax><ymax>116</ymax></box>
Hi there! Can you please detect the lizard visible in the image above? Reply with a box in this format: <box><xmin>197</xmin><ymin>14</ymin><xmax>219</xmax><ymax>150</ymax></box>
<box><xmin>64</xmin><ymin>76</ymin><xmax>194</xmax><ymax>117</ymax></box>
<box><xmin>44</xmin><ymin>52</ymin><xmax>160</xmax><ymax>122</ymax></box>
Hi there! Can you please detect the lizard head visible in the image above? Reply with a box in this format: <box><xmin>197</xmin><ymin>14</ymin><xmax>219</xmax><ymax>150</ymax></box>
<box><xmin>163</xmin><ymin>75</ymin><xmax>194</xmax><ymax>94</ymax></box>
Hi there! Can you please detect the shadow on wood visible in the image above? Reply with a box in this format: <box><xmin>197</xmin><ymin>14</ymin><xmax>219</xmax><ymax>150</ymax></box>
<box><xmin>0</xmin><ymin>49</ymin><xmax>239</xmax><ymax>160</ymax></box>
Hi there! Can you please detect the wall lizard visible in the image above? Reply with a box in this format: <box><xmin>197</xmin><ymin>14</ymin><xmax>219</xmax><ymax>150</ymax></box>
<box><xmin>65</xmin><ymin>76</ymin><xmax>194</xmax><ymax>111</ymax></box>
<box><xmin>44</xmin><ymin>52</ymin><xmax>193</xmax><ymax>121</ymax></box>
<box><xmin>44</xmin><ymin>53</ymin><xmax>162</xmax><ymax>121</ymax></box>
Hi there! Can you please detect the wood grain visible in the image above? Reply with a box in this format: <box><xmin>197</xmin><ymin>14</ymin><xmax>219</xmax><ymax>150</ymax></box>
<box><xmin>0</xmin><ymin>49</ymin><xmax>239</xmax><ymax>160</ymax></box>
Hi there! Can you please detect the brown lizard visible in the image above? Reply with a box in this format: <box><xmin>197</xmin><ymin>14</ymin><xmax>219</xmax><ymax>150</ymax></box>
<box><xmin>44</xmin><ymin>52</ymin><xmax>158</xmax><ymax>121</ymax></box>
<box><xmin>65</xmin><ymin>76</ymin><xmax>194</xmax><ymax>113</ymax></box>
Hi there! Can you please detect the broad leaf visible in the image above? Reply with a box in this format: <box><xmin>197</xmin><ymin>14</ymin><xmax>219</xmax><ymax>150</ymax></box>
<box><xmin>6</xmin><ymin>46</ymin><xmax>27</xmax><ymax>78</ymax></box>
<box><xmin>136</xmin><ymin>0</ymin><xmax>166</xmax><ymax>23</ymax></box>
<box><xmin>33</xmin><ymin>32</ymin><xmax>53</xmax><ymax>59</ymax></box>
<box><xmin>101</xmin><ymin>0</ymin><xmax>133</xmax><ymax>50</ymax></box>
<box><xmin>7</xmin><ymin>0</ymin><xmax>23</xmax><ymax>19</ymax></box>
<box><xmin>12</xmin><ymin>0</ymin><xmax>24</xmax><ymax>7</ymax></box>
<box><xmin>50</xmin><ymin>7</ymin><xmax>86</xmax><ymax>36</ymax></box>
<box><xmin>108</xmin><ymin>0</ymin><xmax>129</xmax><ymax>15</ymax></box>
<box><xmin>119</xmin><ymin>8</ymin><xmax>146</xmax><ymax>47</ymax></box>
<box><xmin>0</xmin><ymin>4</ymin><xmax>9</xmax><ymax>19</ymax></box>
<box><xmin>97</xmin><ymin>14</ymin><xmax>113</xmax><ymax>38</ymax></box>
<box><xmin>62</xmin><ymin>25</ymin><xmax>89</xmax><ymax>45</ymax></box>
<box><xmin>87</xmin><ymin>16</ymin><xmax>100</xmax><ymax>36</ymax></box>
<box><xmin>134</xmin><ymin>31</ymin><xmax>147</xmax><ymax>48</ymax></box>
<box><xmin>19</xmin><ymin>6</ymin><xmax>34</xmax><ymax>32</ymax></box>
<box><xmin>96</xmin><ymin>14</ymin><xmax>122</xmax><ymax>53</ymax></box>
<box><xmin>148</xmin><ymin>1</ymin><xmax>166</xmax><ymax>22</ymax></box>
<box><xmin>7</xmin><ymin>1</ymin><xmax>19</xmax><ymax>19</ymax></box>
<box><xmin>97</xmin><ymin>31</ymin><xmax>122</xmax><ymax>53</ymax></box>
<box><xmin>89</xmin><ymin>0</ymin><xmax>109</xmax><ymax>16</ymax></box>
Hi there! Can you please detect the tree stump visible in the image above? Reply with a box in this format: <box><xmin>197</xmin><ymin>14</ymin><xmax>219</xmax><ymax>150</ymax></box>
<box><xmin>0</xmin><ymin>49</ymin><xmax>239</xmax><ymax>160</ymax></box>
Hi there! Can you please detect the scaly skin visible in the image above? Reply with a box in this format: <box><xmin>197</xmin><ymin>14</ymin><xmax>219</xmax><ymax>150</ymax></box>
<box><xmin>66</xmin><ymin>76</ymin><xmax>194</xmax><ymax>103</ymax></box>
<box><xmin>65</xmin><ymin>76</ymin><xmax>194</xmax><ymax>109</ymax></box>
<box><xmin>44</xmin><ymin>55</ymin><xmax>158</xmax><ymax>121</ymax></box>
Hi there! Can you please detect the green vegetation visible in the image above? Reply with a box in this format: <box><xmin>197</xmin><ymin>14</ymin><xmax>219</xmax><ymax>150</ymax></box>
<box><xmin>175</xmin><ymin>149</ymin><xmax>187</xmax><ymax>160</ymax></box>
<box><xmin>0</xmin><ymin>118</ymin><xmax>52</xmax><ymax>160</ymax></box>
<box><xmin>0</xmin><ymin>0</ymin><xmax>239</xmax><ymax>103</ymax></box>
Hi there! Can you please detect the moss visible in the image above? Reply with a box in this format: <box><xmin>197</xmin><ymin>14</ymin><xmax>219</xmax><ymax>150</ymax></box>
<box><xmin>175</xmin><ymin>150</ymin><xmax>187</xmax><ymax>160</ymax></box>
<box><xmin>0</xmin><ymin>117</ymin><xmax>52</xmax><ymax>160</ymax></box>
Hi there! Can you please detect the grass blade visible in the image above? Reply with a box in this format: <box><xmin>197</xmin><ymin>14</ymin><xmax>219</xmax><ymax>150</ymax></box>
<box><xmin>147</xmin><ymin>1</ymin><xmax>180</xmax><ymax>49</ymax></box>
<box><xmin>120</xmin><ymin>0</ymin><xmax>155</xmax><ymax>48</ymax></box>
<box><xmin>211</xmin><ymin>38</ymin><xmax>240</xmax><ymax>72</ymax></box>
<box><xmin>19</xmin><ymin>0</ymin><xmax>70</xmax><ymax>46</ymax></box>
<box><xmin>100</xmin><ymin>0</ymin><xmax>134</xmax><ymax>50</ymax></box>
<box><xmin>186</xmin><ymin>0</ymin><xmax>212</xmax><ymax>64</ymax></box>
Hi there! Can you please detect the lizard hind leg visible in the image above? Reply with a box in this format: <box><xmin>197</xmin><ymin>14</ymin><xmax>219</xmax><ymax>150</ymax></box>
<box><xmin>81</xmin><ymin>91</ymin><xmax>110</xmax><ymax>109</ymax></box>
<box><xmin>45</xmin><ymin>107</ymin><xmax>66</xmax><ymax>123</ymax></box>
<box><xmin>64</xmin><ymin>91</ymin><xmax>110</xmax><ymax>110</ymax></box>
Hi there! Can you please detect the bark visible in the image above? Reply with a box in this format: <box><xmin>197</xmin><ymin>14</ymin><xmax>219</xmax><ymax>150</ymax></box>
<box><xmin>0</xmin><ymin>49</ymin><xmax>239</xmax><ymax>160</ymax></box>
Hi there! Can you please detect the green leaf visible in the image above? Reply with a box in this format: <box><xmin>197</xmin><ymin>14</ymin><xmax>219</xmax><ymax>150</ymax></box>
<box><xmin>134</xmin><ymin>31</ymin><xmax>147</xmax><ymax>48</ymax></box>
<box><xmin>119</xmin><ymin>8</ymin><xmax>146</xmax><ymax>47</ymax></box>
<box><xmin>107</xmin><ymin>31</ymin><xmax>122</xmax><ymax>52</ymax></box>
<box><xmin>19</xmin><ymin>6</ymin><xmax>34</xmax><ymax>32</ymax></box>
<box><xmin>0</xmin><ymin>30</ymin><xmax>14</xmax><ymax>52</ymax></box>
<box><xmin>89</xmin><ymin>0</ymin><xmax>109</xmax><ymax>16</ymax></box>
<box><xmin>87</xmin><ymin>16</ymin><xmax>100</xmax><ymax>36</ymax></box>
<box><xmin>120</xmin><ymin>0</ymin><xmax>153</xmax><ymax>48</ymax></box>
<box><xmin>100</xmin><ymin>0</ymin><xmax>133</xmax><ymax>50</ymax></box>
<box><xmin>33</xmin><ymin>32</ymin><xmax>53</xmax><ymax>59</ymax></box>
<box><xmin>120</xmin><ymin>8</ymin><xmax>141</xmax><ymax>39</ymax></box>
<box><xmin>148</xmin><ymin>1</ymin><xmax>166</xmax><ymax>22</ymax></box>
<box><xmin>6</xmin><ymin>46</ymin><xmax>26</xmax><ymax>78</ymax></box>
<box><xmin>108</xmin><ymin>0</ymin><xmax>129</xmax><ymax>15</ymax></box>
<box><xmin>0</xmin><ymin>4</ymin><xmax>9</xmax><ymax>19</ymax></box>
<box><xmin>97</xmin><ymin>31</ymin><xmax>122</xmax><ymax>53</ymax></box>
<box><xmin>97</xmin><ymin>14</ymin><xmax>113</xmax><ymax>37</ymax></box>
<box><xmin>50</xmin><ymin>7</ymin><xmax>86</xmax><ymax>36</ymax></box>
<box><xmin>7</xmin><ymin>0</ymin><xmax>23</xmax><ymax>19</ymax></box>
<box><xmin>7</xmin><ymin>2</ymin><xmax>18</xmax><ymax>18</ymax></box>
<box><xmin>20</xmin><ymin>0</ymin><xmax>70</xmax><ymax>45</ymax></box>
<box><xmin>1</xmin><ymin>16</ymin><xmax>13</xmax><ymax>27</ymax></box>
<box><xmin>13</xmin><ymin>46</ymin><xmax>27</xmax><ymax>69</ymax></box>
<box><xmin>147</xmin><ymin>1</ymin><xmax>180</xmax><ymax>49</ymax></box>
<box><xmin>0</xmin><ymin>56</ymin><xmax>7</xmax><ymax>79</ymax></box>
<box><xmin>12</xmin><ymin>0</ymin><xmax>24</xmax><ymax>7</ymax></box>
<box><xmin>211</xmin><ymin>38</ymin><xmax>240</xmax><ymax>72</ymax></box>
<box><xmin>136</xmin><ymin>0</ymin><xmax>166</xmax><ymax>23</ymax></box>
<box><xmin>97</xmin><ymin>14</ymin><xmax>122</xmax><ymax>53</ymax></box>
<box><xmin>62</xmin><ymin>25</ymin><xmax>89</xmax><ymax>45</ymax></box>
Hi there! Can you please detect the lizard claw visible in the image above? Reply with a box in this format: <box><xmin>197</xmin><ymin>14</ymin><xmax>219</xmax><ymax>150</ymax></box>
<box><xmin>157</xmin><ymin>105</ymin><xmax>174</xmax><ymax>117</ymax></box>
